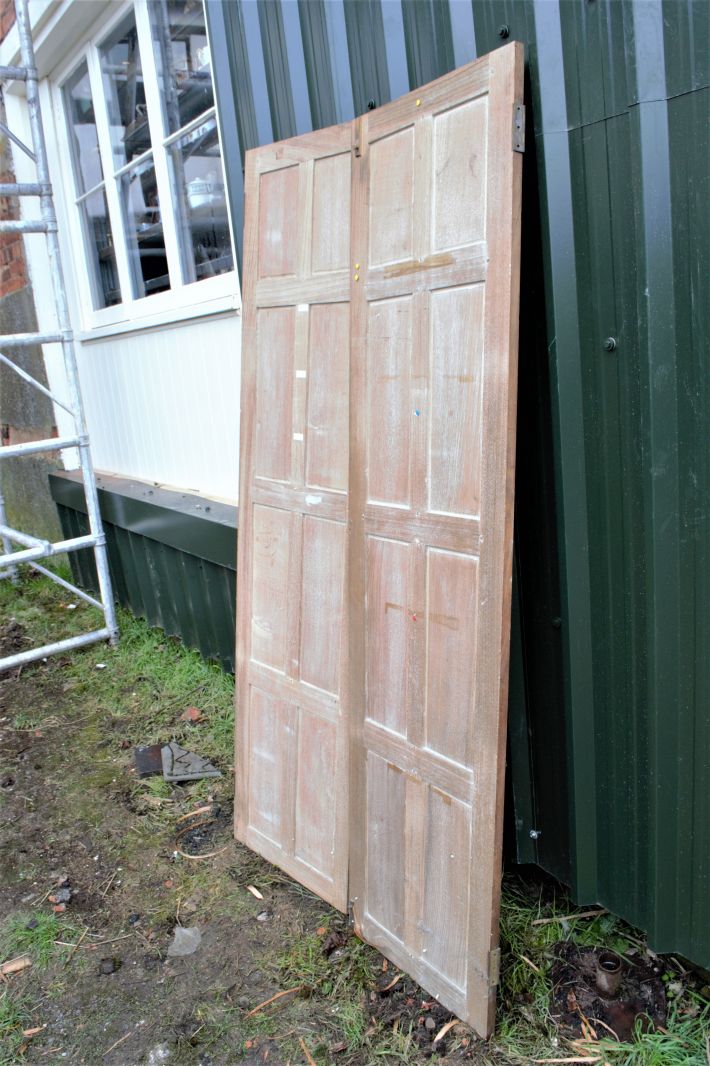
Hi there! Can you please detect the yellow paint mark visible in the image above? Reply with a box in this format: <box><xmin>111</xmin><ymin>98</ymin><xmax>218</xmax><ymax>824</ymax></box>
<box><xmin>384</xmin><ymin>252</ymin><xmax>454</xmax><ymax>279</ymax></box>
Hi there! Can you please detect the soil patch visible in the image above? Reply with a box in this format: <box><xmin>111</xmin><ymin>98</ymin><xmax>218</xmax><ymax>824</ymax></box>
<box><xmin>0</xmin><ymin>598</ymin><xmax>480</xmax><ymax>1064</ymax></box>
<box><xmin>550</xmin><ymin>942</ymin><xmax>667</xmax><ymax>1041</ymax></box>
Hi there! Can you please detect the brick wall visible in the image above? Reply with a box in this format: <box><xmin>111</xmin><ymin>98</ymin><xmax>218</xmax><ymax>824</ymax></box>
<box><xmin>0</xmin><ymin>0</ymin><xmax>62</xmax><ymax>543</ymax></box>
<box><xmin>0</xmin><ymin>167</ymin><xmax>28</xmax><ymax>297</ymax></box>
<box><xmin>0</xmin><ymin>0</ymin><xmax>15</xmax><ymax>41</ymax></box>
<box><xmin>0</xmin><ymin>0</ymin><xmax>28</xmax><ymax>299</ymax></box>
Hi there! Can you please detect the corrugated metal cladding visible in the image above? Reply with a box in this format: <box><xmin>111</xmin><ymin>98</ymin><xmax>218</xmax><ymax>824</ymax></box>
<box><xmin>204</xmin><ymin>0</ymin><xmax>710</xmax><ymax>966</ymax></box>
<box><xmin>49</xmin><ymin>473</ymin><xmax>237</xmax><ymax>672</ymax></box>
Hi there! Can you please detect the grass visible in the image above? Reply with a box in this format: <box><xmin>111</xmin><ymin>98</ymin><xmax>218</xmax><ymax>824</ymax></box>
<box><xmin>1</xmin><ymin>573</ymin><xmax>708</xmax><ymax>1065</ymax></box>
<box><xmin>0</xmin><ymin>571</ymin><xmax>235</xmax><ymax>776</ymax></box>
<box><xmin>491</xmin><ymin>877</ymin><xmax>710</xmax><ymax>1065</ymax></box>
<box><xmin>0</xmin><ymin>990</ymin><xmax>33</xmax><ymax>1066</ymax></box>
<box><xmin>0</xmin><ymin>912</ymin><xmax>77</xmax><ymax>969</ymax></box>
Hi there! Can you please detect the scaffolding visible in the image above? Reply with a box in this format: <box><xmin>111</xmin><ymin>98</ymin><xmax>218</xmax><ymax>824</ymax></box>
<box><xmin>0</xmin><ymin>0</ymin><xmax>118</xmax><ymax>670</ymax></box>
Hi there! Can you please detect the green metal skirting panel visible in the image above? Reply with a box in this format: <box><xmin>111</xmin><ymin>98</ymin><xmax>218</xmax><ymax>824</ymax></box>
<box><xmin>205</xmin><ymin>0</ymin><xmax>708</xmax><ymax>965</ymax></box>
<box><xmin>49</xmin><ymin>472</ymin><xmax>237</xmax><ymax>673</ymax></box>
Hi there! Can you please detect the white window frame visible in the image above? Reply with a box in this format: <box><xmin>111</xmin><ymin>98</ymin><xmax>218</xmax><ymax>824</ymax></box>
<box><xmin>50</xmin><ymin>0</ymin><xmax>238</xmax><ymax>336</ymax></box>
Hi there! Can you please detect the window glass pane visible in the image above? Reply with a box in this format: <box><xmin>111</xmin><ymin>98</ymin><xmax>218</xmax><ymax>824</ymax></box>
<box><xmin>149</xmin><ymin>0</ymin><xmax>214</xmax><ymax>135</ymax></box>
<box><xmin>78</xmin><ymin>187</ymin><xmax>121</xmax><ymax>308</ymax></box>
<box><xmin>168</xmin><ymin>116</ymin><xmax>233</xmax><ymax>283</ymax></box>
<box><xmin>119</xmin><ymin>156</ymin><xmax>170</xmax><ymax>298</ymax></box>
<box><xmin>99</xmin><ymin>12</ymin><xmax>150</xmax><ymax>168</ymax></box>
<box><xmin>62</xmin><ymin>61</ymin><xmax>103</xmax><ymax>195</ymax></box>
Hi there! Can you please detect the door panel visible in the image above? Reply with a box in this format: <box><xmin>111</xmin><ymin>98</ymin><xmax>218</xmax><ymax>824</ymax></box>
<box><xmin>236</xmin><ymin>125</ymin><xmax>352</xmax><ymax>911</ymax></box>
<box><xmin>349</xmin><ymin>44</ymin><xmax>523</xmax><ymax>1036</ymax></box>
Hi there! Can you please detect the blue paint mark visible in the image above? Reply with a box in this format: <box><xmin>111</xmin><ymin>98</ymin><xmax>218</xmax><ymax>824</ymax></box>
<box><xmin>415</xmin><ymin>409</ymin><xmax>421</xmax><ymax>417</ymax></box>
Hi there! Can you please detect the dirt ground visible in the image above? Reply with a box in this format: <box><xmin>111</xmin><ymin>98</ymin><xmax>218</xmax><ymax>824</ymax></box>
<box><xmin>0</xmin><ymin>594</ymin><xmax>483</xmax><ymax>1065</ymax></box>
<box><xmin>2</xmin><ymin>581</ymin><xmax>708</xmax><ymax>1066</ymax></box>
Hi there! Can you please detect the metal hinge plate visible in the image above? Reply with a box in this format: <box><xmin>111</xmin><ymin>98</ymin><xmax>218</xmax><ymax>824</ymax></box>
<box><xmin>513</xmin><ymin>103</ymin><xmax>525</xmax><ymax>153</ymax></box>
<box><xmin>488</xmin><ymin>947</ymin><xmax>501</xmax><ymax>988</ymax></box>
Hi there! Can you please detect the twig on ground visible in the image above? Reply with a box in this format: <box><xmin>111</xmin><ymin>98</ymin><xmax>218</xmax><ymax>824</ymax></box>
<box><xmin>175</xmin><ymin>845</ymin><xmax>229</xmax><ymax>861</ymax></box>
<box><xmin>99</xmin><ymin>870</ymin><xmax>119</xmax><ymax>897</ymax></box>
<box><xmin>299</xmin><ymin>1037</ymin><xmax>317</xmax><ymax>1066</ymax></box>
<box><xmin>519</xmin><ymin>953</ymin><xmax>542</xmax><ymax>974</ymax></box>
<box><xmin>381</xmin><ymin>971</ymin><xmax>404</xmax><ymax>992</ymax></box>
<box><xmin>54</xmin><ymin>934</ymin><xmax>132</xmax><ymax>949</ymax></box>
<box><xmin>104</xmin><ymin>1031</ymin><xmax>132</xmax><ymax>1055</ymax></box>
<box><xmin>245</xmin><ymin>986</ymin><xmax>304</xmax><ymax>1017</ymax></box>
<box><xmin>532</xmin><ymin>909</ymin><xmax>607</xmax><ymax>927</ymax></box>
<box><xmin>432</xmin><ymin>1018</ymin><xmax>460</xmax><ymax>1045</ymax></box>
<box><xmin>531</xmin><ymin>1059</ymin><xmax>601</xmax><ymax>1064</ymax></box>
<box><xmin>176</xmin><ymin>805</ymin><xmax>213</xmax><ymax>823</ymax></box>
<box><xmin>0</xmin><ymin>955</ymin><xmax>31</xmax><ymax>976</ymax></box>
<box><xmin>64</xmin><ymin>925</ymin><xmax>89</xmax><ymax>964</ymax></box>
<box><xmin>587</xmin><ymin>1017</ymin><xmax>620</xmax><ymax>1041</ymax></box>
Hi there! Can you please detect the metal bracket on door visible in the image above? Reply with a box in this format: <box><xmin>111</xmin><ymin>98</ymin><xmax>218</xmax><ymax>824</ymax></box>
<box><xmin>513</xmin><ymin>103</ymin><xmax>525</xmax><ymax>153</ymax></box>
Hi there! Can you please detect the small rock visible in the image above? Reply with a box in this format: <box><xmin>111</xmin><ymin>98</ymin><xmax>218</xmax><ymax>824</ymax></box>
<box><xmin>25</xmin><ymin>918</ymin><xmax>39</xmax><ymax>931</ymax></box>
<box><xmin>424</xmin><ymin>1016</ymin><xmax>436</xmax><ymax>1032</ymax></box>
<box><xmin>255</xmin><ymin>911</ymin><xmax>272</xmax><ymax>923</ymax></box>
<box><xmin>99</xmin><ymin>957</ymin><xmax>118</xmax><ymax>975</ymax></box>
<box><xmin>128</xmin><ymin>913</ymin><xmax>141</xmax><ymax>925</ymax></box>
<box><xmin>166</xmin><ymin>926</ymin><xmax>202</xmax><ymax>957</ymax></box>
<box><xmin>49</xmin><ymin>887</ymin><xmax>72</xmax><ymax>904</ymax></box>
<box><xmin>146</xmin><ymin>1043</ymin><xmax>171</xmax><ymax>1064</ymax></box>
<box><xmin>238</xmin><ymin>996</ymin><xmax>250</xmax><ymax>1008</ymax></box>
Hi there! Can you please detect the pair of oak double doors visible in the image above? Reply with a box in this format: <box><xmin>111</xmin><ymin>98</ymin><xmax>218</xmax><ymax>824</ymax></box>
<box><xmin>236</xmin><ymin>43</ymin><xmax>523</xmax><ymax>1037</ymax></box>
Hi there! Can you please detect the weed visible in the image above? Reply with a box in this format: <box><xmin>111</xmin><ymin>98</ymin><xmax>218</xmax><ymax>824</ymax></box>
<box><xmin>10</xmin><ymin>711</ymin><xmax>41</xmax><ymax>730</ymax></box>
<box><xmin>0</xmin><ymin>991</ymin><xmax>33</xmax><ymax>1066</ymax></box>
<box><xmin>328</xmin><ymin>998</ymin><xmax>368</xmax><ymax>1050</ymax></box>
<box><xmin>0</xmin><ymin>912</ymin><xmax>76</xmax><ymax>968</ymax></box>
<box><xmin>590</xmin><ymin>991</ymin><xmax>710</xmax><ymax>1065</ymax></box>
<box><xmin>144</xmin><ymin>776</ymin><xmax>173</xmax><ymax>801</ymax></box>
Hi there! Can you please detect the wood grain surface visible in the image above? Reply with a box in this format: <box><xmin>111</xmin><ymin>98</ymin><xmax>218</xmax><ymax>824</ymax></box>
<box><xmin>236</xmin><ymin>42</ymin><xmax>523</xmax><ymax>1036</ymax></box>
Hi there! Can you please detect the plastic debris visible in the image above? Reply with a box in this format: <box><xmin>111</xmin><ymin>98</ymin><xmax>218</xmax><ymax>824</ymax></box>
<box><xmin>161</xmin><ymin>741</ymin><xmax>221</xmax><ymax>783</ymax></box>
<box><xmin>166</xmin><ymin>926</ymin><xmax>202</xmax><ymax>957</ymax></box>
<box><xmin>134</xmin><ymin>744</ymin><xmax>163</xmax><ymax>777</ymax></box>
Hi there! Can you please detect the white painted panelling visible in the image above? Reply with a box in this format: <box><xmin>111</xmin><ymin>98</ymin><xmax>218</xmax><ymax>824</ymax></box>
<box><xmin>5</xmin><ymin>86</ymin><xmax>242</xmax><ymax>504</ymax></box>
<box><xmin>77</xmin><ymin>313</ymin><xmax>241</xmax><ymax>501</ymax></box>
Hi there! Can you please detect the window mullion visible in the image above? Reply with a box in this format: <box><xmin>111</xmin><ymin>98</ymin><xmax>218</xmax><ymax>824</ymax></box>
<box><xmin>87</xmin><ymin>44</ymin><xmax>135</xmax><ymax>311</ymax></box>
<box><xmin>134</xmin><ymin>0</ymin><xmax>184</xmax><ymax>290</ymax></box>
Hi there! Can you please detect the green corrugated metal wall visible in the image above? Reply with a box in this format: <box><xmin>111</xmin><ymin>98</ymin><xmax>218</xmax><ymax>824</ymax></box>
<box><xmin>205</xmin><ymin>0</ymin><xmax>710</xmax><ymax>966</ymax></box>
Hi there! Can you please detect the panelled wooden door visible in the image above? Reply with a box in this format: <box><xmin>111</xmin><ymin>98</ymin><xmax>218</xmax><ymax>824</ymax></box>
<box><xmin>348</xmin><ymin>44</ymin><xmax>523</xmax><ymax>1038</ymax></box>
<box><xmin>237</xmin><ymin>42</ymin><xmax>523</xmax><ymax>1036</ymax></box>
<box><xmin>236</xmin><ymin>124</ymin><xmax>352</xmax><ymax>910</ymax></box>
